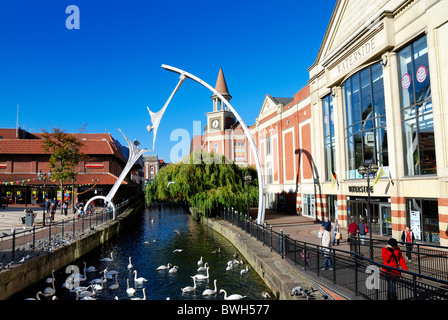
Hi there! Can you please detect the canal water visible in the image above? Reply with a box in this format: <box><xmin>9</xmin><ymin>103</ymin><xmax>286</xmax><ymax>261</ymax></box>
<box><xmin>11</xmin><ymin>206</ymin><xmax>273</xmax><ymax>300</ymax></box>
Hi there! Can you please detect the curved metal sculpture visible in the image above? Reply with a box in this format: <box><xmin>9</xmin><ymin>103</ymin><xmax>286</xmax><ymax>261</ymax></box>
<box><xmin>83</xmin><ymin>128</ymin><xmax>149</xmax><ymax>219</ymax></box>
<box><xmin>161</xmin><ymin>64</ymin><xmax>266</xmax><ymax>225</ymax></box>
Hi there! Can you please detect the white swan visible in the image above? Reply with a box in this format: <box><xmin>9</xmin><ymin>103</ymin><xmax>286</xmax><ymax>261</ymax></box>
<box><xmin>226</xmin><ymin>264</ymin><xmax>233</xmax><ymax>271</ymax></box>
<box><xmin>168</xmin><ymin>265</ymin><xmax>179</xmax><ymax>273</ymax></box>
<box><xmin>45</xmin><ymin>270</ymin><xmax>55</xmax><ymax>284</ymax></box>
<box><xmin>240</xmin><ymin>266</ymin><xmax>249</xmax><ymax>274</ymax></box>
<box><xmin>202</xmin><ymin>279</ymin><xmax>218</xmax><ymax>296</ymax></box>
<box><xmin>77</xmin><ymin>285</ymin><xmax>96</xmax><ymax>298</ymax></box>
<box><xmin>70</xmin><ymin>263</ymin><xmax>87</xmax><ymax>281</ymax></box>
<box><xmin>131</xmin><ymin>288</ymin><xmax>146</xmax><ymax>300</ymax></box>
<box><xmin>84</xmin><ymin>264</ymin><xmax>97</xmax><ymax>272</ymax></box>
<box><xmin>25</xmin><ymin>291</ymin><xmax>42</xmax><ymax>300</ymax></box>
<box><xmin>99</xmin><ymin>252</ymin><xmax>114</xmax><ymax>262</ymax></box>
<box><xmin>126</xmin><ymin>278</ymin><xmax>136</xmax><ymax>296</ymax></box>
<box><xmin>172</xmin><ymin>249</ymin><xmax>183</xmax><ymax>253</ymax></box>
<box><xmin>89</xmin><ymin>273</ymin><xmax>106</xmax><ymax>285</ymax></box>
<box><xmin>193</xmin><ymin>266</ymin><xmax>210</xmax><ymax>280</ymax></box>
<box><xmin>181</xmin><ymin>276</ymin><xmax>197</xmax><ymax>293</ymax></box>
<box><xmin>156</xmin><ymin>263</ymin><xmax>172</xmax><ymax>270</ymax></box>
<box><xmin>42</xmin><ymin>277</ymin><xmax>56</xmax><ymax>297</ymax></box>
<box><xmin>127</xmin><ymin>257</ymin><xmax>133</xmax><ymax>269</ymax></box>
<box><xmin>109</xmin><ymin>274</ymin><xmax>119</xmax><ymax>290</ymax></box>
<box><xmin>197</xmin><ymin>262</ymin><xmax>208</xmax><ymax>272</ymax></box>
<box><xmin>133</xmin><ymin>270</ymin><xmax>147</xmax><ymax>284</ymax></box>
<box><xmin>219</xmin><ymin>289</ymin><xmax>246</xmax><ymax>300</ymax></box>
<box><xmin>197</xmin><ymin>256</ymin><xmax>203</xmax><ymax>267</ymax></box>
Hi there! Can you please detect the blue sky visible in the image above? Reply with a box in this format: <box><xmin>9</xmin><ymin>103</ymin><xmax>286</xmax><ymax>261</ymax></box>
<box><xmin>0</xmin><ymin>0</ymin><xmax>335</xmax><ymax>162</ymax></box>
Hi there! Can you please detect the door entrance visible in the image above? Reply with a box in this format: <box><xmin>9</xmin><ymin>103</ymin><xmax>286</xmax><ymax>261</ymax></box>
<box><xmin>380</xmin><ymin>203</ymin><xmax>392</xmax><ymax>236</ymax></box>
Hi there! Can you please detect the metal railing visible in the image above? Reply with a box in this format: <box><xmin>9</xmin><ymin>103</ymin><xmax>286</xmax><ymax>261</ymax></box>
<box><xmin>0</xmin><ymin>195</ymin><xmax>142</xmax><ymax>269</ymax></box>
<box><xmin>217</xmin><ymin>207</ymin><xmax>448</xmax><ymax>300</ymax></box>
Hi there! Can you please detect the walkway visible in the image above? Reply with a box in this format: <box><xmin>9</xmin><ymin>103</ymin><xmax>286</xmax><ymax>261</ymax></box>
<box><xmin>0</xmin><ymin>205</ymin><xmax>68</xmax><ymax>232</ymax></box>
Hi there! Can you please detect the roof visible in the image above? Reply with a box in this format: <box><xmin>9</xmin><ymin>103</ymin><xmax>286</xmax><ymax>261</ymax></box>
<box><xmin>271</xmin><ymin>97</ymin><xmax>294</xmax><ymax>106</ymax></box>
<box><xmin>212</xmin><ymin>68</ymin><xmax>232</xmax><ymax>99</ymax></box>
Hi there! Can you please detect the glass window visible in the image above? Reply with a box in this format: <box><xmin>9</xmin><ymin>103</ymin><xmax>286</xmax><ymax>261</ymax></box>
<box><xmin>405</xmin><ymin>198</ymin><xmax>439</xmax><ymax>243</ymax></box>
<box><xmin>266</xmin><ymin>136</ymin><xmax>271</xmax><ymax>155</ymax></box>
<box><xmin>344</xmin><ymin>62</ymin><xmax>387</xmax><ymax>179</ymax></box>
<box><xmin>398</xmin><ymin>35</ymin><xmax>435</xmax><ymax>176</ymax></box>
<box><xmin>323</xmin><ymin>94</ymin><xmax>335</xmax><ymax>181</ymax></box>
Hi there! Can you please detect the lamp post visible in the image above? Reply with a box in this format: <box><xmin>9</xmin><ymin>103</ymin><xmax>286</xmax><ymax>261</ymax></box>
<box><xmin>244</xmin><ymin>175</ymin><xmax>252</xmax><ymax>221</ymax></box>
<box><xmin>38</xmin><ymin>169</ymin><xmax>52</xmax><ymax>226</ymax></box>
<box><xmin>357</xmin><ymin>162</ymin><xmax>378</xmax><ymax>260</ymax></box>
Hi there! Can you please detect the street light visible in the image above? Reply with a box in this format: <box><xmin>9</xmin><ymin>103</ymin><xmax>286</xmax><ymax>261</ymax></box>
<box><xmin>357</xmin><ymin>162</ymin><xmax>378</xmax><ymax>260</ymax></box>
<box><xmin>244</xmin><ymin>175</ymin><xmax>252</xmax><ymax>221</ymax></box>
<box><xmin>38</xmin><ymin>169</ymin><xmax>52</xmax><ymax>226</ymax></box>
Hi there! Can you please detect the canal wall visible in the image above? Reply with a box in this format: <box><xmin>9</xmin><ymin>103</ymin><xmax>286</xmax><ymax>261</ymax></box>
<box><xmin>0</xmin><ymin>197</ymin><xmax>145</xmax><ymax>300</ymax></box>
<box><xmin>202</xmin><ymin>217</ymin><xmax>327</xmax><ymax>300</ymax></box>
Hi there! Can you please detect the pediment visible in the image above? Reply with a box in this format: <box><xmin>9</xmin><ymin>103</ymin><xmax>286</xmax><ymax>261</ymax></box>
<box><xmin>315</xmin><ymin>0</ymin><xmax>391</xmax><ymax>66</ymax></box>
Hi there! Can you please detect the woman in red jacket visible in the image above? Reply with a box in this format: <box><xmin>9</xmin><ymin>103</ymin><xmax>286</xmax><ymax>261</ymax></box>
<box><xmin>381</xmin><ymin>238</ymin><xmax>408</xmax><ymax>300</ymax></box>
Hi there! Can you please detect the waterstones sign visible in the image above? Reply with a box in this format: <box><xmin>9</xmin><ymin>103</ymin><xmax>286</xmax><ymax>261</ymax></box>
<box><xmin>348</xmin><ymin>186</ymin><xmax>374</xmax><ymax>194</ymax></box>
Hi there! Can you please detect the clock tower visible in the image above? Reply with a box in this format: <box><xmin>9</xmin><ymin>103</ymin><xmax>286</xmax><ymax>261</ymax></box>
<box><xmin>206</xmin><ymin>68</ymin><xmax>236</xmax><ymax>132</ymax></box>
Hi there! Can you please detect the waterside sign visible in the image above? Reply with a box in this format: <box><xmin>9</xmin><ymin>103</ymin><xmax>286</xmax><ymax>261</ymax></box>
<box><xmin>348</xmin><ymin>186</ymin><xmax>374</xmax><ymax>194</ymax></box>
<box><xmin>337</xmin><ymin>38</ymin><xmax>376</xmax><ymax>73</ymax></box>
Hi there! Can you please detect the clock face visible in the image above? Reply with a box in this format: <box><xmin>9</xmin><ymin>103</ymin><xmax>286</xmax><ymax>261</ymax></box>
<box><xmin>212</xmin><ymin>119</ymin><xmax>219</xmax><ymax>129</ymax></box>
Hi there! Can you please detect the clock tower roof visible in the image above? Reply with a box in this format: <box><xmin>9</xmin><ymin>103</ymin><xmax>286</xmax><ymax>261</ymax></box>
<box><xmin>212</xmin><ymin>68</ymin><xmax>232</xmax><ymax>100</ymax></box>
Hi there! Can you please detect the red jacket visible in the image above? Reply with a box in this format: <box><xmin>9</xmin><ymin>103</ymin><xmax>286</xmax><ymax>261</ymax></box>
<box><xmin>348</xmin><ymin>222</ymin><xmax>359</xmax><ymax>235</ymax></box>
<box><xmin>382</xmin><ymin>246</ymin><xmax>408</xmax><ymax>278</ymax></box>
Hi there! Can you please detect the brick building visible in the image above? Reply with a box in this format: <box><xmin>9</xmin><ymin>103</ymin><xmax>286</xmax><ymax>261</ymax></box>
<box><xmin>0</xmin><ymin>128</ymin><xmax>141</xmax><ymax>207</ymax></box>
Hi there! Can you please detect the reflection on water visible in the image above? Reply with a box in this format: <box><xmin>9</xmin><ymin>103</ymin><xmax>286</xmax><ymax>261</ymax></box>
<box><xmin>12</xmin><ymin>207</ymin><xmax>273</xmax><ymax>300</ymax></box>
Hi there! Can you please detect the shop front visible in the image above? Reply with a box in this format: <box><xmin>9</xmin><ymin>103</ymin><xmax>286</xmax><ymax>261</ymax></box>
<box><xmin>347</xmin><ymin>195</ymin><xmax>391</xmax><ymax>237</ymax></box>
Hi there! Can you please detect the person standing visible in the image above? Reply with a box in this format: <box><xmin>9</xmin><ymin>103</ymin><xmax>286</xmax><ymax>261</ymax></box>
<box><xmin>348</xmin><ymin>219</ymin><xmax>359</xmax><ymax>253</ymax></box>
<box><xmin>63</xmin><ymin>200</ymin><xmax>69</xmax><ymax>216</ymax></box>
<box><xmin>381</xmin><ymin>238</ymin><xmax>408</xmax><ymax>300</ymax></box>
<box><xmin>322</xmin><ymin>216</ymin><xmax>331</xmax><ymax>232</ymax></box>
<box><xmin>333</xmin><ymin>218</ymin><xmax>341</xmax><ymax>246</ymax></box>
<box><xmin>401</xmin><ymin>226</ymin><xmax>415</xmax><ymax>261</ymax></box>
<box><xmin>358</xmin><ymin>219</ymin><xmax>367</xmax><ymax>245</ymax></box>
<box><xmin>319</xmin><ymin>226</ymin><xmax>333</xmax><ymax>271</ymax></box>
<box><xmin>45</xmin><ymin>198</ymin><xmax>50</xmax><ymax>214</ymax></box>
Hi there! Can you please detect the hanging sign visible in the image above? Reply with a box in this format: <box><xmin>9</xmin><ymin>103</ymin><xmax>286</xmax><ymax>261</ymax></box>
<box><xmin>402</xmin><ymin>73</ymin><xmax>411</xmax><ymax>90</ymax></box>
<box><xmin>410</xmin><ymin>210</ymin><xmax>422</xmax><ymax>241</ymax></box>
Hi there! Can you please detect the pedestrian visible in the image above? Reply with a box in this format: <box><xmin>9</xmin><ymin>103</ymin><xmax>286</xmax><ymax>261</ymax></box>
<box><xmin>45</xmin><ymin>198</ymin><xmax>50</xmax><ymax>214</ymax></box>
<box><xmin>301</xmin><ymin>249</ymin><xmax>310</xmax><ymax>270</ymax></box>
<box><xmin>63</xmin><ymin>200</ymin><xmax>69</xmax><ymax>216</ymax></box>
<box><xmin>358</xmin><ymin>219</ymin><xmax>367</xmax><ymax>245</ymax></box>
<box><xmin>50</xmin><ymin>202</ymin><xmax>55</xmax><ymax>221</ymax></box>
<box><xmin>333</xmin><ymin>218</ymin><xmax>341</xmax><ymax>246</ymax></box>
<box><xmin>401</xmin><ymin>226</ymin><xmax>415</xmax><ymax>261</ymax></box>
<box><xmin>381</xmin><ymin>238</ymin><xmax>408</xmax><ymax>300</ymax></box>
<box><xmin>347</xmin><ymin>218</ymin><xmax>359</xmax><ymax>253</ymax></box>
<box><xmin>318</xmin><ymin>226</ymin><xmax>333</xmax><ymax>271</ymax></box>
<box><xmin>322</xmin><ymin>216</ymin><xmax>331</xmax><ymax>232</ymax></box>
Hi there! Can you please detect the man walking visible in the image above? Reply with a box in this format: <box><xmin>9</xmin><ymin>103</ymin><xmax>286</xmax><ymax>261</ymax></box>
<box><xmin>319</xmin><ymin>226</ymin><xmax>333</xmax><ymax>271</ymax></box>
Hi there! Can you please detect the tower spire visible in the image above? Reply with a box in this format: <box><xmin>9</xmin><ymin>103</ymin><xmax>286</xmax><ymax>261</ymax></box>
<box><xmin>212</xmin><ymin>68</ymin><xmax>232</xmax><ymax>111</ymax></box>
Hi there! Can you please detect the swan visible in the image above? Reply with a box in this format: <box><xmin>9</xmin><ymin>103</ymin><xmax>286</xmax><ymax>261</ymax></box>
<box><xmin>126</xmin><ymin>278</ymin><xmax>136</xmax><ymax>296</ymax></box>
<box><xmin>219</xmin><ymin>289</ymin><xmax>246</xmax><ymax>300</ymax></box>
<box><xmin>261</xmin><ymin>290</ymin><xmax>271</xmax><ymax>298</ymax></box>
<box><xmin>89</xmin><ymin>273</ymin><xmax>106</xmax><ymax>284</ymax></box>
<box><xmin>226</xmin><ymin>264</ymin><xmax>233</xmax><ymax>271</ymax></box>
<box><xmin>42</xmin><ymin>278</ymin><xmax>56</xmax><ymax>297</ymax></box>
<box><xmin>133</xmin><ymin>270</ymin><xmax>147</xmax><ymax>284</ymax></box>
<box><xmin>99</xmin><ymin>252</ymin><xmax>114</xmax><ymax>262</ymax></box>
<box><xmin>70</xmin><ymin>285</ymin><xmax>90</xmax><ymax>293</ymax></box>
<box><xmin>172</xmin><ymin>249</ymin><xmax>183</xmax><ymax>253</ymax></box>
<box><xmin>169</xmin><ymin>265</ymin><xmax>179</xmax><ymax>273</ymax></box>
<box><xmin>156</xmin><ymin>263</ymin><xmax>172</xmax><ymax>270</ymax></box>
<box><xmin>45</xmin><ymin>270</ymin><xmax>55</xmax><ymax>284</ymax></box>
<box><xmin>194</xmin><ymin>266</ymin><xmax>210</xmax><ymax>280</ymax></box>
<box><xmin>197</xmin><ymin>256</ymin><xmax>203</xmax><ymax>267</ymax></box>
<box><xmin>197</xmin><ymin>262</ymin><xmax>208</xmax><ymax>272</ymax></box>
<box><xmin>181</xmin><ymin>276</ymin><xmax>197</xmax><ymax>293</ymax></box>
<box><xmin>202</xmin><ymin>279</ymin><xmax>218</xmax><ymax>296</ymax></box>
<box><xmin>77</xmin><ymin>285</ymin><xmax>96</xmax><ymax>298</ymax></box>
<box><xmin>25</xmin><ymin>291</ymin><xmax>42</xmax><ymax>300</ymax></box>
<box><xmin>70</xmin><ymin>263</ymin><xmax>87</xmax><ymax>281</ymax></box>
<box><xmin>109</xmin><ymin>274</ymin><xmax>119</xmax><ymax>290</ymax></box>
<box><xmin>131</xmin><ymin>288</ymin><xmax>146</xmax><ymax>300</ymax></box>
<box><xmin>240</xmin><ymin>266</ymin><xmax>249</xmax><ymax>274</ymax></box>
<box><xmin>84</xmin><ymin>264</ymin><xmax>97</xmax><ymax>272</ymax></box>
<box><xmin>127</xmin><ymin>257</ymin><xmax>133</xmax><ymax>269</ymax></box>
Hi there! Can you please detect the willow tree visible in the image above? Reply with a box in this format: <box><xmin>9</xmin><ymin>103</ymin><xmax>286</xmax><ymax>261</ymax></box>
<box><xmin>41</xmin><ymin>128</ymin><xmax>87</xmax><ymax>213</ymax></box>
<box><xmin>146</xmin><ymin>151</ymin><xmax>258</xmax><ymax>216</ymax></box>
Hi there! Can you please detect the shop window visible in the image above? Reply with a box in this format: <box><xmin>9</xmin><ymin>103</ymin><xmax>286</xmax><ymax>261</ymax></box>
<box><xmin>344</xmin><ymin>62</ymin><xmax>388</xmax><ymax>179</ymax></box>
<box><xmin>302</xmin><ymin>194</ymin><xmax>315</xmax><ymax>217</ymax></box>
<box><xmin>405</xmin><ymin>198</ymin><xmax>439</xmax><ymax>243</ymax></box>
<box><xmin>398</xmin><ymin>35</ymin><xmax>435</xmax><ymax>176</ymax></box>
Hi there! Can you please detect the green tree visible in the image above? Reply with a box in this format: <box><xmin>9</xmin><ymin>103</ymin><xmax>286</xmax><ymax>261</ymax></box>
<box><xmin>41</xmin><ymin>128</ymin><xmax>88</xmax><ymax>213</ymax></box>
<box><xmin>146</xmin><ymin>151</ymin><xmax>258</xmax><ymax>217</ymax></box>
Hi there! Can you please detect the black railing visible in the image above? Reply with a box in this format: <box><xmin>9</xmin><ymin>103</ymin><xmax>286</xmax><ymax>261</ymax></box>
<box><xmin>216</xmin><ymin>207</ymin><xmax>448</xmax><ymax>300</ymax></box>
<box><xmin>0</xmin><ymin>195</ymin><xmax>141</xmax><ymax>268</ymax></box>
